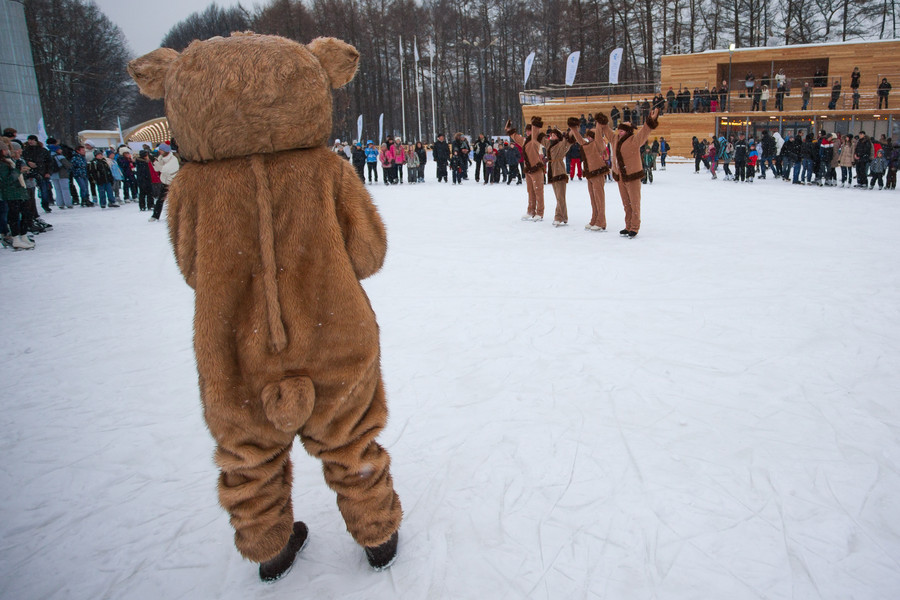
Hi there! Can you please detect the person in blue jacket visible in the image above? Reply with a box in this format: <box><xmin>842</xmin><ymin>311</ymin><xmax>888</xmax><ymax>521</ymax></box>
<box><xmin>364</xmin><ymin>140</ymin><xmax>379</xmax><ymax>184</ymax></box>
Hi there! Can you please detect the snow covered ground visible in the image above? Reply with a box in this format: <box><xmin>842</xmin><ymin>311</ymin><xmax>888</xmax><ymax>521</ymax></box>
<box><xmin>2</xmin><ymin>162</ymin><xmax>899</xmax><ymax>600</ymax></box>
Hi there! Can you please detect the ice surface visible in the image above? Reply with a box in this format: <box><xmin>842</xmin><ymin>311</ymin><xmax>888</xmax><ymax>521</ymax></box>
<box><xmin>2</xmin><ymin>162</ymin><xmax>899</xmax><ymax>599</ymax></box>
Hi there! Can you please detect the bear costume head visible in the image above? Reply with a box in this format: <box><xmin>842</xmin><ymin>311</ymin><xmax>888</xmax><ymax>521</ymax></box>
<box><xmin>128</xmin><ymin>33</ymin><xmax>359</xmax><ymax>161</ymax></box>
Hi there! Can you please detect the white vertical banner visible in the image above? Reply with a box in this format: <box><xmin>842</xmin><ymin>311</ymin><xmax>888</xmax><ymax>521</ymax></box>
<box><xmin>357</xmin><ymin>115</ymin><xmax>363</xmax><ymax>143</ymax></box>
<box><xmin>116</xmin><ymin>116</ymin><xmax>125</xmax><ymax>145</ymax></box>
<box><xmin>414</xmin><ymin>35</ymin><xmax>422</xmax><ymax>140</ymax></box>
<box><xmin>524</xmin><ymin>51</ymin><xmax>536</xmax><ymax>88</ymax></box>
<box><xmin>565</xmin><ymin>51</ymin><xmax>580</xmax><ymax>86</ymax></box>
<box><xmin>378</xmin><ymin>113</ymin><xmax>384</xmax><ymax>144</ymax></box>
<box><xmin>609</xmin><ymin>47</ymin><xmax>624</xmax><ymax>84</ymax></box>
<box><xmin>430</xmin><ymin>39</ymin><xmax>436</xmax><ymax>139</ymax></box>
<box><xmin>37</xmin><ymin>117</ymin><xmax>48</xmax><ymax>143</ymax></box>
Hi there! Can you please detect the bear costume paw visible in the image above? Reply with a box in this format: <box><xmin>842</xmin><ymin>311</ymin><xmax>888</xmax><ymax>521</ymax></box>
<box><xmin>261</xmin><ymin>376</ymin><xmax>315</xmax><ymax>432</ymax></box>
<box><xmin>530</xmin><ymin>116</ymin><xmax>543</xmax><ymax>128</ymax></box>
<box><xmin>567</xmin><ymin>117</ymin><xmax>580</xmax><ymax>128</ymax></box>
<box><xmin>594</xmin><ymin>112</ymin><xmax>609</xmax><ymax>125</ymax></box>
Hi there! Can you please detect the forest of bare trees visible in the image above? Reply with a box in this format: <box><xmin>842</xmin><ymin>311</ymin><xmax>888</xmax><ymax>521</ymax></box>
<box><xmin>24</xmin><ymin>0</ymin><xmax>898</xmax><ymax>143</ymax></box>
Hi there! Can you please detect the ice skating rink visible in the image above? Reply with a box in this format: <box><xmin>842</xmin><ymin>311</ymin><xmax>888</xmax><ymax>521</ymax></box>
<box><xmin>2</xmin><ymin>162</ymin><xmax>899</xmax><ymax>599</ymax></box>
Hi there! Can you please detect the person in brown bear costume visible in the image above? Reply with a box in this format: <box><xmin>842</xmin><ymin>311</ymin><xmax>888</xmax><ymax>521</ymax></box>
<box><xmin>506</xmin><ymin>117</ymin><xmax>546</xmax><ymax>221</ymax></box>
<box><xmin>567</xmin><ymin>115</ymin><xmax>610</xmax><ymax>231</ymax></box>
<box><xmin>127</xmin><ymin>33</ymin><xmax>402</xmax><ymax>582</ymax></box>
<box><xmin>597</xmin><ymin>107</ymin><xmax>660</xmax><ymax>238</ymax></box>
<box><xmin>541</xmin><ymin>125</ymin><xmax>573</xmax><ymax>227</ymax></box>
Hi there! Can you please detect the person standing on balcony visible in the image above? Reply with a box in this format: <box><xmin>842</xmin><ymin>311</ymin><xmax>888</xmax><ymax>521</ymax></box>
<box><xmin>801</xmin><ymin>83</ymin><xmax>811</xmax><ymax>110</ymax></box>
<box><xmin>850</xmin><ymin>67</ymin><xmax>861</xmax><ymax>93</ymax></box>
<box><xmin>829</xmin><ymin>80</ymin><xmax>842</xmax><ymax>110</ymax></box>
<box><xmin>719</xmin><ymin>81</ymin><xmax>728</xmax><ymax>112</ymax></box>
<box><xmin>878</xmin><ymin>78</ymin><xmax>892</xmax><ymax>109</ymax></box>
<box><xmin>760</xmin><ymin>85</ymin><xmax>769</xmax><ymax>111</ymax></box>
<box><xmin>666</xmin><ymin>87</ymin><xmax>676</xmax><ymax>113</ymax></box>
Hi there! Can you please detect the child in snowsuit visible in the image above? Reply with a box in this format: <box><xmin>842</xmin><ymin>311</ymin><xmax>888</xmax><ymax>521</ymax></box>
<box><xmin>450</xmin><ymin>150</ymin><xmax>464</xmax><ymax>184</ymax></box>
<box><xmin>405</xmin><ymin>145</ymin><xmax>419</xmax><ymax>183</ymax></box>
<box><xmin>482</xmin><ymin>146</ymin><xmax>496</xmax><ymax>184</ymax></box>
<box><xmin>869</xmin><ymin>150</ymin><xmax>887</xmax><ymax>189</ymax></box>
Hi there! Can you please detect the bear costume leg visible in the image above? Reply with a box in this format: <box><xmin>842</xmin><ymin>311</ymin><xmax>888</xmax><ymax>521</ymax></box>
<box><xmin>587</xmin><ymin>178</ymin><xmax>606</xmax><ymax>229</ymax></box>
<box><xmin>299</xmin><ymin>367</ymin><xmax>402</xmax><ymax>550</ymax></box>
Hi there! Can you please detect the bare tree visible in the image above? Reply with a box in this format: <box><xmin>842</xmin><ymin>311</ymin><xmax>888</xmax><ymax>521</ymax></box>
<box><xmin>25</xmin><ymin>0</ymin><xmax>134</xmax><ymax>143</ymax></box>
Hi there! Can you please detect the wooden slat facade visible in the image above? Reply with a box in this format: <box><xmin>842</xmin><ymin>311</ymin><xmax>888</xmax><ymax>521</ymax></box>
<box><xmin>521</xmin><ymin>40</ymin><xmax>900</xmax><ymax>155</ymax></box>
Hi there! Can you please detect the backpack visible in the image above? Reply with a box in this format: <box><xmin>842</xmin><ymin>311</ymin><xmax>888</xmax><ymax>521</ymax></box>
<box><xmin>50</xmin><ymin>154</ymin><xmax>61</xmax><ymax>173</ymax></box>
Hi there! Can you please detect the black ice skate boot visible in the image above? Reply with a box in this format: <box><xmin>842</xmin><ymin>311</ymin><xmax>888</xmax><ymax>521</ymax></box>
<box><xmin>365</xmin><ymin>530</ymin><xmax>399</xmax><ymax>571</ymax></box>
<box><xmin>259</xmin><ymin>521</ymin><xmax>309</xmax><ymax>583</ymax></box>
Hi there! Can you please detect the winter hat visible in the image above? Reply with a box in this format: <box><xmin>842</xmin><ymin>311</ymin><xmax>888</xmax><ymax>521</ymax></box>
<box><xmin>367</xmin><ymin>140</ymin><xmax>373</xmax><ymax>145</ymax></box>
<box><xmin>157</xmin><ymin>142</ymin><xmax>172</xmax><ymax>153</ymax></box>
<box><xmin>334</xmin><ymin>138</ymin><xmax>341</xmax><ymax>144</ymax></box>
<box><xmin>94</xmin><ymin>149</ymin><xmax>104</xmax><ymax>156</ymax></box>
<box><xmin>27</xmin><ymin>134</ymin><xmax>38</xmax><ymax>141</ymax></box>
<box><xmin>10</xmin><ymin>140</ymin><xmax>22</xmax><ymax>150</ymax></box>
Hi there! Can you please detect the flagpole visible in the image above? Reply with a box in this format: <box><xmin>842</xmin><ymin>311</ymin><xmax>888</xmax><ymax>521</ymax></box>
<box><xmin>415</xmin><ymin>36</ymin><xmax>422</xmax><ymax>141</ymax></box>
<box><xmin>399</xmin><ymin>35</ymin><xmax>406</xmax><ymax>141</ymax></box>
<box><xmin>430</xmin><ymin>39</ymin><xmax>436</xmax><ymax>140</ymax></box>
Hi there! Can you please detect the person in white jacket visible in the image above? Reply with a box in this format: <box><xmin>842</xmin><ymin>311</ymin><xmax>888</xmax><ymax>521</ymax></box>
<box><xmin>149</xmin><ymin>142</ymin><xmax>179</xmax><ymax>222</ymax></box>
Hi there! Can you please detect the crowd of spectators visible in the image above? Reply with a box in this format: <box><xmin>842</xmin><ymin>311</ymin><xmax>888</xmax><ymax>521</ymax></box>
<box><xmin>0</xmin><ymin>127</ymin><xmax>179</xmax><ymax>250</ymax></box>
<box><xmin>690</xmin><ymin>128</ymin><xmax>897</xmax><ymax>190</ymax></box>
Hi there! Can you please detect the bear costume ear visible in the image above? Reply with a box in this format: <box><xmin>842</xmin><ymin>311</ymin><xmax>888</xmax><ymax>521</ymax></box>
<box><xmin>307</xmin><ymin>37</ymin><xmax>360</xmax><ymax>89</ymax></box>
<box><xmin>127</xmin><ymin>47</ymin><xmax>180</xmax><ymax>99</ymax></box>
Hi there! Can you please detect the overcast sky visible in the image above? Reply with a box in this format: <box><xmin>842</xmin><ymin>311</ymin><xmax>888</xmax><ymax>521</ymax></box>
<box><xmin>94</xmin><ymin>0</ymin><xmax>247</xmax><ymax>57</ymax></box>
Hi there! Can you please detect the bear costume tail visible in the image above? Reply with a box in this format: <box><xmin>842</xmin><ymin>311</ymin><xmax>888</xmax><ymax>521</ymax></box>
<box><xmin>261</xmin><ymin>376</ymin><xmax>316</xmax><ymax>432</ymax></box>
<box><xmin>251</xmin><ymin>154</ymin><xmax>288</xmax><ymax>354</ymax></box>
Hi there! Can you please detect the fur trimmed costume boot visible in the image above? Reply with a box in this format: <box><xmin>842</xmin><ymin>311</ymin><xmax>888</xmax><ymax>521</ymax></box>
<box><xmin>259</xmin><ymin>521</ymin><xmax>309</xmax><ymax>582</ymax></box>
<box><xmin>365</xmin><ymin>530</ymin><xmax>399</xmax><ymax>571</ymax></box>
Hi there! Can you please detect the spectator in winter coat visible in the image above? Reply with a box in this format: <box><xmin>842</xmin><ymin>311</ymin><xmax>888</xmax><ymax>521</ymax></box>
<box><xmin>887</xmin><ymin>145</ymin><xmax>898</xmax><ymax>190</ymax></box>
<box><xmin>390</xmin><ymin>140</ymin><xmax>405</xmax><ymax>184</ymax></box>
<box><xmin>414</xmin><ymin>141</ymin><xmax>427</xmax><ymax>182</ymax></box>
<box><xmin>23</xmin><ymin>136</ymin><xmax>54</xmax><ymax>213</ymax></box>
<box><xmin>351</xmin><ymin>143</ymin><xmax>366</xmax><ymax>182</ymax></box>
<box><xmin>365</xmin><ymin>141</ymin><xmax>379</xmax><ymax>183</ymax></box>
<box><xmin>88</xmin><ymin>150</ymin><xmax>119</xmax><ymax>208</ymax></box>
<box><xmin>829</xmin><ymin>80</ymin><xmax>842</xmax><ymax>110</ymax></box>
<box><xmin>801</xmin><ymin>83</ymin><xmax>811</xmax><ymax>110</ymax></box>
<box><xmin>50</xmin><ymin>146</ymin><xmax>74</xmax><ymax>209</ymax></box>
<box><xmin>450</xmin><ymin>150</ymin><xmax>465</xmax><ymax>184</ymax></box>
<box><xmin>404</xmin><ymin>145</ymin><xmax>419</xmax><ymax>183</ymax></box>
<box><xmin>452</xmin><ymin>133</ymin><xmax>471</xmax><ymax>180</ymax></box>
<box><xmin>659</xmin><ymin>137</ymin><xmax>669</xmax><ymax>170</ymax></box>
<box><xmin>116</xmin><ymin>149</ymin><xmax>138</xmax><ymax>201</ymax></box>
<box><xmin>432</xmin><ymin>134</ymin><xmax>450</xmax><ymax>183</ymax></box>
<box><xmin>566</xmin><ymin>139</ymin><xmax>582</xmax><ymax>180</ymax></box>
<box><xmin>504</xmin><ymin>143</ymin><xmax>522</xmax><ymax>185</ymax></box>
<box><xmin>854</xmin><ymin>131</ymin><xmax>873</xmax><ymax>188</ymax></box>
<box><xmin>850</xmin><ymin>67</ymin><xmax>861</xmax><ymax>91</ymax></box>
<box><xmin>377</xmin><ymin>143</ymin><xmax>392</xmax><ymax>185</ymax></box>
<box><xmin>135</xmin><ymin>150</ymin><xmax>156</xmax><ymax>211</ymax></box>
<box><xmin>482</xmin><ymin>146</ymin><xmax>496</xmax><ymax>185</ymax></box>
<box><xmin>878</xmin><ymin>78</ymin><xmax>892</xmax><ymax>109</ymax></box>
<box><xmin>472</xmin><ymin>134</ymin><xmax>488</xmax><ymax>182</ymax></box>
<box><xmin>732</xmin><ymin>132</ymin><xmax>749</xmax><ymax>182</ymax></box>
<box><xmin>149</xmin><ymin>142</ymin><xmax>179</xmax><ymax>222</ymax></box>
<box><xmin>869</xmin><ymin>150</ymin><xmax>887</xmax><ymax>189</ymax></box>
<box><xmin>838</xmin><ymin>134</ymin><xmax>855</xmax><ymax>186</ymax></box>
<box><xmin>610</xmin><ymin>106</ymin><xmax>620</xmax><ymax>128</ymax></box>
<box><xmin>1</xmin><ymin>141</ymin><xmax>36</xmax><ymax>249</ymax></box>
<box><xmin>70</xmin><ymin>145</ymin><xmax>92</xmax><ymax>206</ymax></box>
<box><xmin>759</xmin><ymin>130</ymin><xmax>777</xmax><ymax>178</ymax></box>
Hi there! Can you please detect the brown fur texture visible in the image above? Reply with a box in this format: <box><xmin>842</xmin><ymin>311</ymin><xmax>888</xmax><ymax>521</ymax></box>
<box><xmin>129</xmin><ymin>33</ymin><xmax>402</xmax><ymax>564</ymax></box>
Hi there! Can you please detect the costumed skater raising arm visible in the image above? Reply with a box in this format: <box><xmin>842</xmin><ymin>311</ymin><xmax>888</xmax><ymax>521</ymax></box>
<box><xmin>506</xmin><ymin>116</ymin><xmax>546</xmax><ymax>221</ymax></box>
<box><xmin>568</xmin><ymin>114</ymin><xmax>611</xmax><ymax>231</ymax></box>
<box><xmin>541</xmin><ymin>124</ymin><xmax>573</xmax><ymax>227</ymax></box>
<box><xmin>598</xmin><ymin>107</ymin><xmax>660</xmax><ymax>238</ymax></box>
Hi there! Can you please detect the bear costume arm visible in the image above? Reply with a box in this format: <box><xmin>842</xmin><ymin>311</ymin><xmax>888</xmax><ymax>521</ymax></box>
<box><xmin>167</xmin><ymin>177</ymin><xmax>198</xmax><ymax>288</ymax></box>
<box><xmin>336</xmin><ymin>160</ymin><xmax>387</xmax><ymax>280</ymax></box>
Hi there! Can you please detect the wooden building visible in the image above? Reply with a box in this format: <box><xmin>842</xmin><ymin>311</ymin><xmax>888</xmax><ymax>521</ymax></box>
<box><xmin>521</xmin><ymin>39</ymin><xmax>900</xmax><ymax>154</ymax></box>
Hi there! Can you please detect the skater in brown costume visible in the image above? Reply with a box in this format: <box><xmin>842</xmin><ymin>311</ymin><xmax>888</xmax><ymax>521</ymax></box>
<box><xmin>597</xmin><ymin>107</ymin><xmax>660</xmax><ymax>238</ymax></box>
<box><xmin>506</xmin><ymin>116</ymin><xmax>546</xmax><ymax>221</ymax></box>
<box><xmin>541</xmin><ymin>125</ymin><xmax>573</xmax><ymax>227</ymax></box>
<box><xmin>128</xmin><ymin>33</ymin><xmax>402</xmax><ymax>582</ymax></box>
<box><xmin>568</xmin><ymin>115</ymin><xmax>610</xmax><ymax>231</ymax></box>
